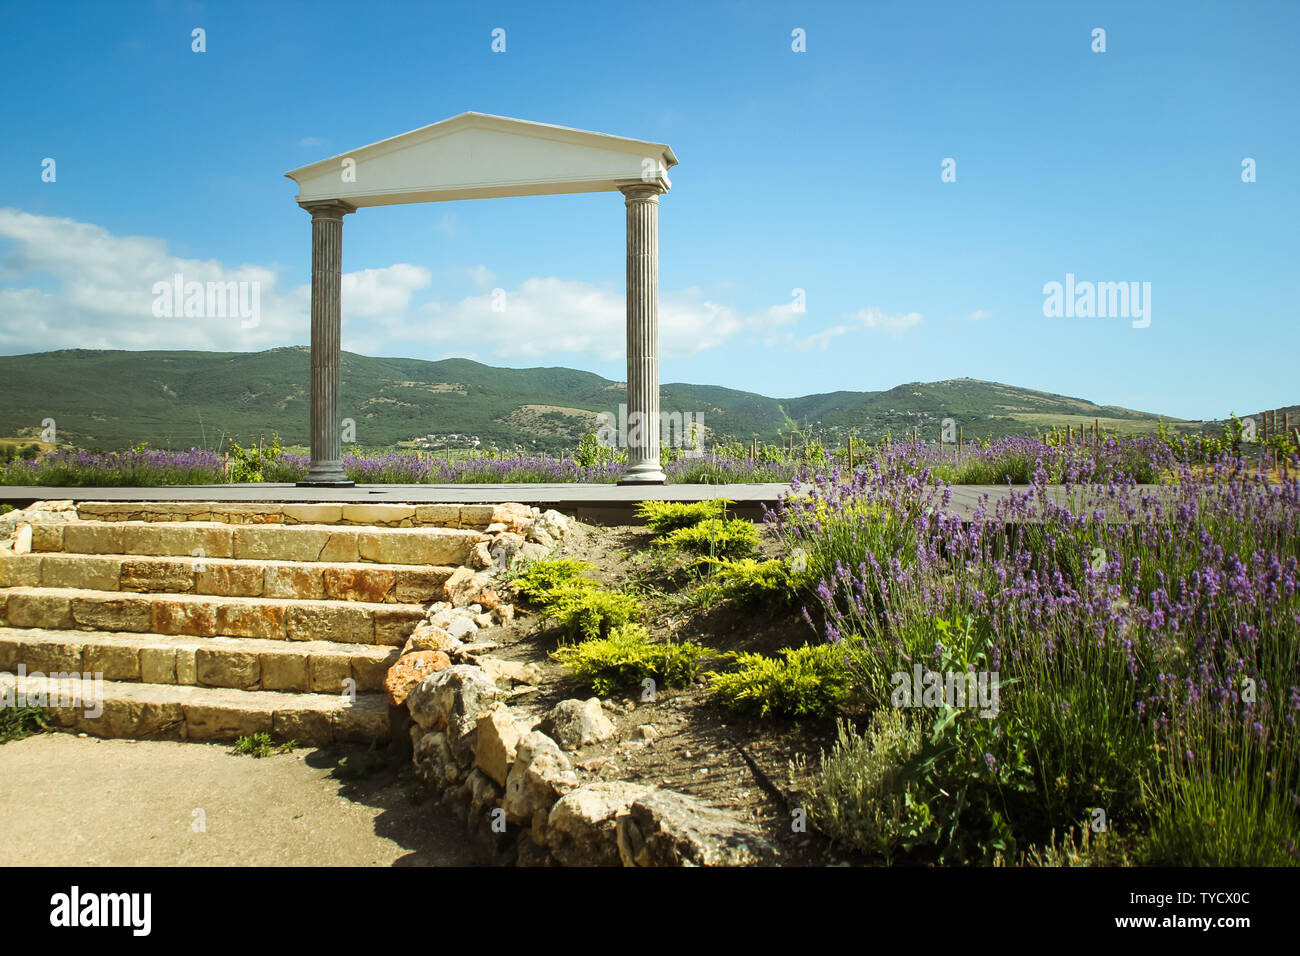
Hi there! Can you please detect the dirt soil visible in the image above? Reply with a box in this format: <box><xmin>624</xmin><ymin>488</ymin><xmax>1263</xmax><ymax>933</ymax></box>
<box><xmin>0</xmin><ymin>733</ymin><xmax>486</xmax><ymax>866</ymax></box>
<box><xmin>482</xmin><ymin>518</ymin><xmax>867</xmax><ymax>866</ymax></box>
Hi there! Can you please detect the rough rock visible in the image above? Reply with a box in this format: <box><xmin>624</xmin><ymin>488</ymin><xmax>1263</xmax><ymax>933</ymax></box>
<box><xmin>546</xmin><ymin>782</ymin><xmax>653</xmax><ymax>867</ymax></box>
<box><xmin>466</xmin><ymin>768</ymin><xmax>502</xmax><ymax>824</ymax></box>
<box><xmin>520</xmin><ymin>542</ymin><xmax>550</xmax><ymax>563</ymax></box>
<box><xmin>382</xmin><ymin>650</ymin><xmax>451</xmax><ymax>707</ymax></box>
<box><xmin>401</xmin><ymin>622</ymin><xmax>461</xmax><ymax>655</ymax></box>
<box><xmin>491</xmin><ymin>502</ymin><xmax>534</xmax><ymax>534</ymax></box>
<box><xmin>526</xmin><ymin>510</ymin><xmax>569</xmax><ymax>544</ymax></box>
<box><xmin>444</xmin><ymin>566</ymin><xmax>496</xmax><ymax>607</ymax></box>
<box><xmin>515</xmin><ymin>833</ymin><xmax>555</xmax><ymax>867</ymax></box>
<box><xmin>406</xmin><ymin>664</ymin><xmax>503</xmax><ymax>736</ymax></box>
<box><xmin>526</xmin><ymin>527</ymin><xmax>555</xmax><ymax>549</ymax></box>
<box><xmin>542</xmin><ymin>697</ymin><xmax>617</xmax><ymax>751</ymax></box>
<box><xmin>488</xmin><ymin>535</ymin><xmax>523</xmax><ymax>571</ymax></box>
<box><xmin>503</xmin><ymin>731</ymin><xmax>577</xmax><ymax>828</ymax></box>
<box><xmin>452</xmin><ymin>640</ymin><xmax>501</xmax><ymax>659</ymax></box>
<box><xmin>470</xmin><ymin>541</ymin><xmax>495</xmax><ymax>570</ymax></box>
<box><xmin>428</xmin><ymin>606</ymin><xmax>479</xmax><ymax>641</ymax></box>
<box><xmin>491</xmin><ymin>603</ymin><xmax>515</xmax><ymax>624</ymax></box>
<box><xmin>11</xmin><ymin>524</ymin><xmax>32</xmax><ymax>554</ymax></box>
<box><xmin>476</xmin><ymin>657</ymin><xmax>542</xmax><ymax>687</ymax></box>
<box><xmin>413</xmin><ymin>730</ymin><xmax>464</xmax><ymax>788</ymax></box>
<box><xmin>474</xmin><ymin>701</ymin><xmax>522</xmax><ymax>787</ymax></box>
<box><xmin>0</xmin><ymin>512</ymin><xmax>24</xmax><ymax>542</ymax></box>
<box><xmin>617</xmin><ymin>789</ymin><xmax>777</xmax><ymax>867</ymax></box>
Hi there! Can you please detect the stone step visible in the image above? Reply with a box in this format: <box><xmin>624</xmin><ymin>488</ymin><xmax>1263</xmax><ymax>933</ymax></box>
<box><xmin>24</xmin><ymin>519</ymin><xmax>484</xmax><ymax>566</ymax></box>
<box><xmin>71</xmin><ymin>500</ymin><xmax>527</xmax><ymax>531</ymax></box>
<box><xmin>0</xmin><ymin>551</ymin><xmax>454</xmax><ymax>604</ymax></box>
<box><xmin>0</xmin><ymin>587</ymin><xmax>424</xmax><ymax>646</ymax></box>
<box><xmin>0</xmin><ymin>627</ymin><xmax>398</xmax><ymax>693</ymax></box>
<box><xmin>0</xmin><ymin>671</ymin><xmax>388</xmax><ymax>745</ymax></box>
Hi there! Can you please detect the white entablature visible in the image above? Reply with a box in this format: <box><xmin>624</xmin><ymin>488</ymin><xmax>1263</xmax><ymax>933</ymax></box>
<box><xmin>285</xmin><ymin>111</ymin><xmax>678</xmax><ymax>207</ymax></box>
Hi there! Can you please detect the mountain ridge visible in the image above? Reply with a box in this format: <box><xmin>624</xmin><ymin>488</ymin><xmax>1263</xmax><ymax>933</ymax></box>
<box><xmin>0</xmin><ymin>348</ymin><xmax>1193</xmax><ymax>452</ymax></box>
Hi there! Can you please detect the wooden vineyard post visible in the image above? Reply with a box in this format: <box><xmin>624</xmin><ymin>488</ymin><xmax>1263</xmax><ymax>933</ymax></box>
<box><xmin>848</xmin><ymin>434</ymin><xmax>855</xmax><ymax>472</ymax></box>
<box><xmin>751</xmin><ymin>437</ymin><xmax>757</xmax><ymax>461</ymax></box>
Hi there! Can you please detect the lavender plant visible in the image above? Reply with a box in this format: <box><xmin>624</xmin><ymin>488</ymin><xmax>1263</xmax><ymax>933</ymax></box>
<box><xmin>770</xmin><ymin>446</ymin><xmax>1300</xmax><ymax>864</ymax></box>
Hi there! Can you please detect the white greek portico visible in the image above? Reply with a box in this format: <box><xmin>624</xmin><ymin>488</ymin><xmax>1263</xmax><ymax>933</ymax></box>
<box><xmin>285</xmin><ymin>112</ymin><xmax>679</xmax><ymax>486</ymax></box>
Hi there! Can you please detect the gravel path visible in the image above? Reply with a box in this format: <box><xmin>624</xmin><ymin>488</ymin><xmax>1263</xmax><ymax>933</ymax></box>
<box><xmin>0</xmin><ymin>734</ymin><xmax>484</xmax><ymax>866</ymax></box>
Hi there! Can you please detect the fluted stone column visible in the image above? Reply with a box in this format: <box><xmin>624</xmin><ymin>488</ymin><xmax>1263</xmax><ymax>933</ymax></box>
<box><xmin>619</xmin><ymin>183</ymin><xmax>666</xmax><ymax>484</ymax></box>
<box><xmin>298</xmin><ymin>199</ymin><xmax>356</xmax><ymax>487</ymax></box>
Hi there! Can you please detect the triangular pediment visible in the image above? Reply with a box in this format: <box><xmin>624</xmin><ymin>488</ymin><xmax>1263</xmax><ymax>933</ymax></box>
<box><xmin>286</xmin><ymin>112</ymin><xmax>677</xmax><ymax>207</ymax></box>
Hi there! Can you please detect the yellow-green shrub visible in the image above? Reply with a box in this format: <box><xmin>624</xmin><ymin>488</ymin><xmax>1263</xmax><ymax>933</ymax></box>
<box><xmin>551</xmin><ymin>623</ymin><xmax>714</xmax><ymax>694</ymax></box>
<box><xmin>708</xmin><ymin>644</ymin><xmax>855</xmax><ymax>718</ymax></box>
<box><xmin>547</xmin><ymin>585</ymin><xmax>642</xmax><ymax>641</ymax></box>
<box><xmin>636</xmin><ymin>498</ymin><xmax>732</xmax><ymax>534</ymax></box>
<box><xmin>697</xmin><ymin>556</ymin><xmax>805</xmax><ymax>606</ymax></box>
<box><xmin>511</xmin><ymin>558</ymin><xmax>642</xmax><ymax>641</ymax></box>
<box><xmin>659</xmin><ymin>517</ymin><xmax>759</xmax><ymax>560</ymax></box>
<box><xmin>511</xmin><ymin>558</ymin><xmax>598</xmax><ymax>605</ymax></box>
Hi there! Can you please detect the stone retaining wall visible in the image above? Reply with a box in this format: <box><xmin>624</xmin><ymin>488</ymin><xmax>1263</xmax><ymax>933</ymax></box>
<box><xmin>385</xmin><ymin>507</ymin><xmax>777</xmax><ymax>867</ymax></box>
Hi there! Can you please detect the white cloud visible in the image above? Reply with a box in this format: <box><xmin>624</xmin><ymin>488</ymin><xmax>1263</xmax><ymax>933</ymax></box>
<box><xmin>969</xmin><ymin>309</ymin><xmax>993</xmax><ymax>321</ymax></box>
<box><xmin>342</xmin><ymin>264</ymin><xmax>431</xmax><ymax>317</ymax></box>
<box><xmin>0</xmin><ymin>209</ymin><xmax>428</xmax><ymax>355</ymax></box>
<box><xmin>0</xmin><ymin>209</ymin><xmax>836</xmax><ymax>365</ymax></box>
<box><xmin>780</xmin><ymin>306</ymin><xmax>926</xmax><ymax>349</ymax></box>
<box><xmin>412</xmin><ymin>278</ymin><xmax>792</xmax><ymax>361</ymax></box>
<box><xmin>856</xmin><ymin>306</ymin><xmax>923</xmax><ymax>336</ymax></box>
<box><xmin>299</xmin><ymin>136</ymin><xmax>325</xmax><ymax>148</ymax></box>
<box><xmin>0</xmin><ymin>208</ymin><xmax>304</xmax><ymax>352</ymax></box>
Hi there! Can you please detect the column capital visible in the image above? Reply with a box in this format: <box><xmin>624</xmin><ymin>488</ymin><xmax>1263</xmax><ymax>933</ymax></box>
<box><xmin>298</xmin><ymin>199</ymin><xmax>357</xmax><ymax>220</ymax></box>
<box><xmin>619</xmin><ymin>182</ymin><xmax>667</xmax><ymax>203</ymax></box>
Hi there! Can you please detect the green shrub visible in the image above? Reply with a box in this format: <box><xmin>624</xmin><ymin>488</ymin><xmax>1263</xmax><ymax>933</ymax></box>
<box><xmin>551</xmin><ymin>622</ymin><xmax>714</xmax><ymax>694</ymax></box>
<box><xmin>696</xmin><ymin>556</ymin><xmax>805</xmax><ymax>606</ymax></box>
<box><xmin>512</xmin><ymin>557</ymin><xmax>641</xmax><ymax>640</ymax></box>
<box><xmin>1141</xmin><ymin>720</ymin><xmax>1300</xmax><ymax>866</ymax></box>
<box><xmin>511</xmin><ymin>558</ymin><xmax>597</xmax><ymax>604</ymax></box>
<box><xmin>792</xmin><ymin>710</ymin><xmax>924</xmax><ymax>862</ymax></box>
<box><xmin>226</xmin><ymin>435</ymin><xmax>286</xmax><ymax>483</ymax></box>
<box><xmin>636</xmin><ymin>498</ymin><xmax>732</xmax><ymax>534</ymax></box>
<box><xmin>548</xmin><ymin>585</ymin><xmax>642</xmax><ymax>641</ymax></box>
<box><xmin>233</xmin><ymin>732</ymin><xmax>295</xmax><ymax>757</ymax></box>
<box><xmin>1017</xmin><ymin>827</ymin><xmax>1137</xmax><ymax>867</ymax></box>
<box><xmin>0</xmin><ymin>705</ymin><xmax>50</xmax><ymax>744</ymax></box>
<box><xmin>0</xmin><ymin>503</ymin><xmax>13</xmax><ymax>516</ymax></box>
<box><xmin>708</xmin><ymin>644</ymin><xmax>856</xmax><ymax>718</ymax></box>
<box><xmin>573</xmin><ymin>430</ymin><xmax>625</xmax><ymax>468</ymax></box>
<box><xmin>659</xmin><ymin>517</ymin><xmax>759</xmax><ymax>560</ymax></box>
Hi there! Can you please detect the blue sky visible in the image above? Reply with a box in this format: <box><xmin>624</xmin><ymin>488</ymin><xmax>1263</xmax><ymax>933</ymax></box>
<box><xmin>1</xmin><ymin>0</ymin><xmax>1297</xmax><ymax>421</ymax></box>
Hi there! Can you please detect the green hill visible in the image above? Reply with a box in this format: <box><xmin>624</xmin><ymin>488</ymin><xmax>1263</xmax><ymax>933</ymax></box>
<box><xmin>0</xmin><ymin>348</ymin><xmax>1192</xmax><ymax>452</ymax></box>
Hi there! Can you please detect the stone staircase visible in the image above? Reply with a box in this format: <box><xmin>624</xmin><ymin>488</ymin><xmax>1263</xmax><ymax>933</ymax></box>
<box><xmin>0</xmin><ymin>501</ymin><xmax>501</xmax><ymax>745</ymax></box>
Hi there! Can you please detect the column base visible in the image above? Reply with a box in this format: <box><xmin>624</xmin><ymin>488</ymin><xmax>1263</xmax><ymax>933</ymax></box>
<box><xmin>618</xmin><ymin>462</ymin><xmax>667</xmax><ymax>485</ymax></box>
<box><xmin>298</xmin><ymin>462</ymin><xmax>353</xmax><ymax>487</ymax></box>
